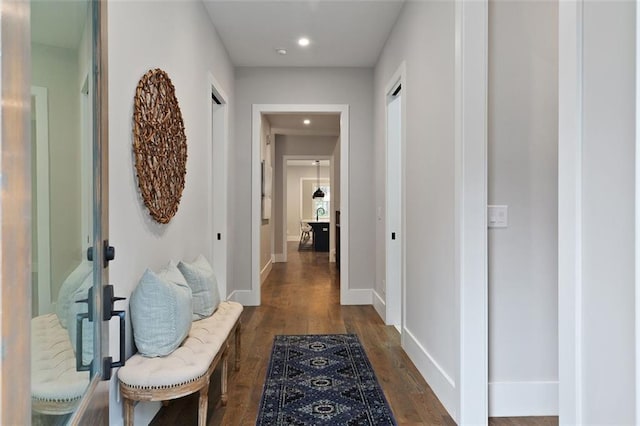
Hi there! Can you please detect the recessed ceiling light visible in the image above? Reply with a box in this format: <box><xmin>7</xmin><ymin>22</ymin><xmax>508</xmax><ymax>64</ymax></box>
<box><xmin>298</xmin><ymin>37</ymin><xmax>310</xmax><ymax>47</ymax></box>
<box><xmin>303</xmin><ymin>119</ymin><xmax>311</xmax><ymax>125</ymax></box>
<box><xmin>276</xmin><ymin>48</ymin><xmax>287</xmax><ymax>55</ymax></box>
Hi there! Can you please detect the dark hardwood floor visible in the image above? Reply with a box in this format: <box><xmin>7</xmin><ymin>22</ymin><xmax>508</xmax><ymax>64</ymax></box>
<box><xmin>150</xmin><ymin>242</ymin><xmax>558</xmax><ymax>426</ymax></box>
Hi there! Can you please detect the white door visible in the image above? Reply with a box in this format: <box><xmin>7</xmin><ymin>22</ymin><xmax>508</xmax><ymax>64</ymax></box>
<box><xmin>210</xmin><ymin>83</ymin><xmax>229</xmax><ymax>299</ymax></box>
<box><xmin>386</xmin><ymin>86</ymin><xmax>403</xmax><ymax>330</ymax></box>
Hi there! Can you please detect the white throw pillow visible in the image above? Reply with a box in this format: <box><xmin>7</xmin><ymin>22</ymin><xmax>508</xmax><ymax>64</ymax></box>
<box><xmin>130</xmin><ymin>262</ymin><xmax>193</xmax><ymax>357</ymax></box>
<box><xmin>177</xmin><ymin>255</ymin><xmax>221</xmax><ymax>320</ymax></box>
<box><xmin>56</xmin><ymin>262</ymin><xmax>92</xmax><ymax>328</ymax></box>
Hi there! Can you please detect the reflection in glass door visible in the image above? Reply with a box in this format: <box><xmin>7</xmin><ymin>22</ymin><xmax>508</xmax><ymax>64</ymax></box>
<box><xmin>30</xmin><ymin>0</ymin><xmax>107</xmax><ymax>423</ymax></box>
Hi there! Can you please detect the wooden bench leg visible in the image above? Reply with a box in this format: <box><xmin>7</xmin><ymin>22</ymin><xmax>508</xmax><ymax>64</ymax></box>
<box><xmin>235</xmin><ymin>321</ymin><xmax>241</xmax><ymax>371</ymax></box>
<box><xmin>123</xmin><ymin>397</ymin><xmax>134</xmax><ymax>426</ymax></box>
<box><xmin>221</xmin><ymin>346</ymin><xmax>229</xmax><ymax>406</ymax></box>
<box><xmin>198</xmin><ymin>381</ymin><xmax>209</xmax><ymax>426</ymax></box>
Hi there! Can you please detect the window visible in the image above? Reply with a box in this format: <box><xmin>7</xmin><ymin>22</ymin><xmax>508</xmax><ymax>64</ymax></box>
<box><xmin>312</xmin><ymin>184</ymin><xmax>330</xmax><ymax>220</ymax></box>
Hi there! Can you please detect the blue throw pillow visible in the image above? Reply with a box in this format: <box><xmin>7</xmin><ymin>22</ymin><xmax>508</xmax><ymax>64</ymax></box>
<box><xmin>177</xmin><ymin>255</ymin><xmax>221</xmax><ymax>320</ymax></box>
<box><xmin>130</xmin><ymin>262</ymin><xmax>193</xmax><ymax>357</ymax></box>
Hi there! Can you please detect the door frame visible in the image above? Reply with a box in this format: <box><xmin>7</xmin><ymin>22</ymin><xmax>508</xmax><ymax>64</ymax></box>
<box><xmin>455</xmin><ymin>0</ymin><xmax>488</xmax><ymax>422</ymax></box>
<box><xmin>0</xmin><ymin>0</ymin><xmax>32</xmax><ymax>422</ymax></box>
<box><xmin>207</xmin><ymin>73</ymin><xmax>230</xmax><ymax>299</ymax></box>
<box><xmin>384</xmin><ymin>62</ymin><xmax>406</xmax><ymax>331</ymax></box>
<box><xmin>69</xmin><ymin>0</ymin><xmax>111</xmax><ymax>422</ymax></box>
<box><xmin>250</xmin><ymin>104</ymin><xmax>349</xmax><ymax>306</ymax></box>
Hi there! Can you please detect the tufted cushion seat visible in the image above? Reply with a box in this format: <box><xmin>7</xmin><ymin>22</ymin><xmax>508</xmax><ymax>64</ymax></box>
<box><xmin>31</xmin><ymin>313</ymin><xmax>90</xmax><ymax>414</ymax></box>
<box><xmin>118</xmin><ymin>300</ymin><xmax>243</xmax><ymax>426</ymax></box>
<box><xmin>119</xmin><ymin>301</ymin><xmax>242</xmax><ymax>389</ymax></box>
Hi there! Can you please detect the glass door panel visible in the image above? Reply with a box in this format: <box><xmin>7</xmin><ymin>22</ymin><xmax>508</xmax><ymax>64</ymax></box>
<box><xmin>30</xmin><ymin>0</ymin><xmax>106</xmax><ymax>423</ymax></box>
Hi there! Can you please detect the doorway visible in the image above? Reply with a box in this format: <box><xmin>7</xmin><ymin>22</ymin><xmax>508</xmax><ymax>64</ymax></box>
<box><xmin>281</xmin><ymin>157</ymin><xmax>334</xmax><ymax>261</ymax></box>
<box><xmin>250</xmin><ymin>104</ymin><xmax>350</xmax><ymax>306</ymax></box>
<box><xmin>385</xmin><ymin>73</ymin><xmax>404</xmax><ymax>331</ymax></box>
<box><xmin>208</xmin><ymin>74</ymin><xmax>229</xmax><ymax>299</ymax></box>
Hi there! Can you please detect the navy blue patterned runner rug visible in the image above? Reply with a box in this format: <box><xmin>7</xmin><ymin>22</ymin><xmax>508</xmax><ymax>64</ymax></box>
<box><xmin>256</xmin><ymin>334</ymin><xmax>397</xmax><ymax>425</ymax></box>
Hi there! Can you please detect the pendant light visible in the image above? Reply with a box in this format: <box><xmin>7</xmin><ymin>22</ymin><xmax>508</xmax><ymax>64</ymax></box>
<box><xmin>312</xmin><ymin>160</ymin><xmax>325</xmax><ymax>199</ymax></box>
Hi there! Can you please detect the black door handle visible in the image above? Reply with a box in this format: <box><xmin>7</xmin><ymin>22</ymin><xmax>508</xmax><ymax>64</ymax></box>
<box><xmin>392</xmin><ymin>232</ymin><xmax>396</xmax><ymax>240</ymax></box>
<box><xmin>102</xmin><ymin>284</ymin><xmax>126</xmax><ymax>380</ymax></box>
<box><xmin>87</xmin><ymin>240</ymin><xmax>115</xmax><ymax>268</ymax></box>
<box><xmin>75</xmin><ymin>288</ymin><xmax>94</xmax><ymax>373</ymax></box>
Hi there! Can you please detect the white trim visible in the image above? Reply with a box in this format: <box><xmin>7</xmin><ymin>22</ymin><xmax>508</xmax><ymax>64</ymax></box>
<box><xmin>31</xmin><ymin>86</ymin><xmax>51</xmax><ymax>315</ymax></box>
<box><xmin>260</xmin><ymin>258</ymin><xmax>273</xmax><ymax>284</ymax></box>
<box><xmin>384</xmin><ymin>62</ymin><xmax>406</xmax><ymax>333</ymax></box>
<box><xmin>270</xmin><ymin>127</ymin><xmax>339</xmax><ymax>137</ymax></box>
<box><xmin>558</xmin><ymin>1</ymin><xmax>583</xmax><ymax>424</ymax></box>
<box><xmin>488</xmin><ymin>381</ymin><xmax>559</xmax><ymax>417</ymax></box>
<box><xmin>207</xmin><ymin>73</ymin><xmax>229</xmax><ymax>301</ymax></box>
<box><xmin>253</xmin><ymin>104</ymin><xmax>350</xmax><ymax>307</ymax></box>
<box><xmin>286</xmin><ymin>235</ymin><xmax>299</xmax><ymax>242</ymax></box>
<box><xmin>404</xmin><ymin>327</ymin><xmax>457</xmax><ymax>418</ymax></box>
<box><xmin>281</xmin><ymin>155</ymin><xmax>333</xmax><ymax>263</ymax></box>
<box><xmin>372</xmin><ymin>290</ymin><xmax>386</xmax><ymax>322</ymax></box>
<box><xmin>635</xmin><ymin>0</ymin><xmax>640</xmax><ymax>420</ymax></box>
<box><xmin>274</xmin><ymin>253</ymin><xmax>286</xmax><ymax>263</ymax></box>
<box><xmin>455</xmin><ymin>0</ymin><xmax>488</xmax><ymax>423</ymax></box>
<box><xmin>227</xmin><ymin>290</ymin><xmax>255</xmax><ymax>306</ymax></box>
<box><xmin>341</xmin><ymin>288</ymin><xmax>372</xmax><ymax>305</ymax></box>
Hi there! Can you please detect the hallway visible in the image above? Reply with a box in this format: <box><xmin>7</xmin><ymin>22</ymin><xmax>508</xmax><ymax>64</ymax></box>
<box><xmin>150</xmin><ymin>243</ymin><xmax>557</xmax><ymax>425</ymax></box>
<box><xmin>151</xmin><ymin>242</ymin><xmax>454</xmax><ymax>425</ymax></box>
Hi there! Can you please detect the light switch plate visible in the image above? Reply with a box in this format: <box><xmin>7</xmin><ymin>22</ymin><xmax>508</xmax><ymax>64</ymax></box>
<box><xmin>488</xmin><ymin>205</ymin><xmax>508</xmax><ymax>228</ymax></box>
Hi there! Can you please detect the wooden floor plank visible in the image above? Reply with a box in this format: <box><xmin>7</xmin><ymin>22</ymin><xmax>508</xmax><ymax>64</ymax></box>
<box><xmin>150</xmin><ymin>243</ymin><xmax>558</xmax><ymax>426</ymax></box>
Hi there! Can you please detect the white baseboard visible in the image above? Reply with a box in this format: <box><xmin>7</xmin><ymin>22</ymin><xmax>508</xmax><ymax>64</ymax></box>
<box><xmin>274</xmin><ymin>253</ymin><xmax>286</xmax><ymax>263</ymax></box>
<box><xmin>372</xmin><ymin>290</ymin><xmax>386</xmax><ymax>322</ymax></box>
<box><xmin>227</xmin><ymin>290</ymin><xmax>259</xmax><ymax>306</ymax></box>
<box><xmin>261</xmin><ymin>259</ymin><xmax>273</xmax><ymax>284</ymax></box>
<box><xmin>489</xmin><ymin>381</ymin><xmax>559</xmax><ymax>417</ymax></box>
<box><xmin>341</xmin><ymin>288</ymin><xmax>373</xmax><ymax>305</ymax></box>
<box><xmin>287</xmin><ymin>235</ymin><xmax>299</xmax><ymax>242</ymax></box>
<box><xmin>403</xmin><ymin>327</ymin><xmax>457</xmax><ymax>420</ymax></box>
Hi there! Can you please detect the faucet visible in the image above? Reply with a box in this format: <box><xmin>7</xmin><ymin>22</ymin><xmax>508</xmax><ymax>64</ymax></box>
<box><xmin>316</xmin><ymin>207</ymin><xmax>326</xmax><ymax>221</ymax></box>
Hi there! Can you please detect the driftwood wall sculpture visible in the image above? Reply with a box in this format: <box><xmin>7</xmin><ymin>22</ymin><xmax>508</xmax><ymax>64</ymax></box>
<box><xmin>133</xmin><ymin>68</ymin><xmax>187</xmax><ymax>224</ymax></box>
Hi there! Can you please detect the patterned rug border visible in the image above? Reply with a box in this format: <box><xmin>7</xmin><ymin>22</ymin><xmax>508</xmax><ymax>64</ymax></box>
<box><xmin>257</xmin><ymin>333</ymin><xmax>397</xmax><ymax>425</ymax></box>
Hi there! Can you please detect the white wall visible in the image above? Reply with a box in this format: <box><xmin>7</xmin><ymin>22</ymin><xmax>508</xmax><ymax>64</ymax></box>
<box><xmin>286</xmin><ymin>165</ymin><xmax>330</xmax><ymax>240</ymax></box>
<box><xmin>488</xmin><ymin>0</ymin><xmax>558</xmax><ymax>417</ymax></box>
<box><xmin>374</xmin><ymin>0</ymin><xmax>458</xmax><ymax>416</ymax></box>
<box><xmin>233</xmin><ymin>68</ymin><xmax>374</xmax><ymax>291</ymax></box>
<box><xmin>107</xmin><ymin>1</ymin><xmax>234</xmax><ymax>424</ymax></box>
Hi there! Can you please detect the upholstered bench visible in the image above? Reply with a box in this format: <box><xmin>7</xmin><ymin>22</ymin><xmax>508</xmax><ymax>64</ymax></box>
<box><xmin>118</xmin><ymin>300</ymin><xmax>243</xmax><ymax>426</ymax></box>
<box><xmin>31</xmin><ymin>262</ymin><xmax>94</xmax><ymax>415</ymax></box>
<box><xmin>31</xmin><ymin>313</ymin><xmax>90</xmax><ymax>414</ymax></box>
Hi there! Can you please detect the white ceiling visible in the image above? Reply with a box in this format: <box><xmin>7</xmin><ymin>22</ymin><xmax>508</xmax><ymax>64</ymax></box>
<box><xmin>203</xmin><ymin>0</ymin><xmax>405</xmax><ymax>67</ymax></box>
<box><xmin>265</xmin><ymin>112</ymin><xmax>340</xmax><ymax>136</ymax></box>
<box><xmin>31</xmin><ymin>1</ymin><xmax>88</xmax><ymax>50</ymax></box>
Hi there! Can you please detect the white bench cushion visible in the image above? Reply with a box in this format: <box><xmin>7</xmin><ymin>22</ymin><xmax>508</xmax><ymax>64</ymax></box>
<box><xmin>31</xmin><ymin>313</ymin><xmax>89</xmax><ymax>404</ymax></box>
<box><xmin>118</xmin><ymin>301</ymin><xmax>242</xmax><ymax>389</ymax></box>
